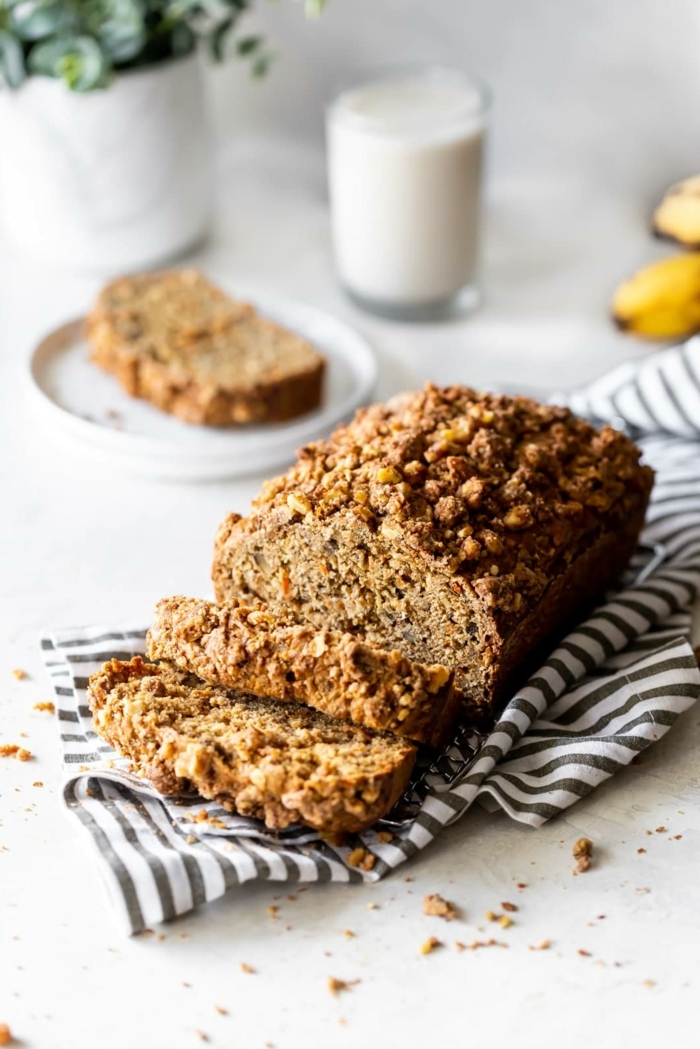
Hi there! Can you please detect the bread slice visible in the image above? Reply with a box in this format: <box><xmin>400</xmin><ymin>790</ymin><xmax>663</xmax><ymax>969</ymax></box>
<box><xmin>146</xmin><ymin>595</ymin><xmax>458</xmax><ymax>748</ymax></box>
<box><xmin>88</xmin><ymin>657</ymin><xmax>416</xmax><ymax>834</ymax></box>
<box><xmin>212</xmin><ymin>384</ymin><xmax>654</xmax><ymax>720</ymax></box>
<box><xmin>86</xmin><ymin>270</ymin><xmax>325</xmax><ymax>426</ymax></box>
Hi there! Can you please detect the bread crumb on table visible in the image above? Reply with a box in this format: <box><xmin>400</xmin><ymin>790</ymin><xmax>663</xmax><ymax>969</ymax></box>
<box><xmin>464</xmin><ymin>939</ymin><xmax>506</xmax><ymax>950</ymax></box>
<box><xmin>327</xmin><ymin>977</ymin><xmax>360</xmax><ymax>996</ymax></box>
<box><xmin>11</xmin><ymin>669</ymin><xmax>27</xmax><ymax>681</ymax></box>
<box><xmin>419</xmin><ymin>936</ymin><xmax>442</xmax><ymax>955</ymax></box>
<box><xmin>0</xmin><ymin>745</ymin><xmax>31</xmax><ymax>762</ymax></box>
<box><xmin>240</xmin><ymin>963</ymin><xmax>255</xmax><ymax>974</ymax></box>
<box><xmin>572</xmin><ymin>837</ymin><xmax>593</xmax><ymax>874</ymax></box>
<box><xmin>0</xmin><ymin>1024</ymin><xmax>12</xmax><ymax>1046</ymax></box>
<box><xmin>33</xmin><ymin>701</ymin><xmax>55</xmax><ymax>713</ymax></box>
<box><xmin>655</xmin><ymin>826</ymin><xmax>667</xmax><ymax>833</ymax></box>
<box><xmin>214</xmin><ymin>1005</ymin><xmax>227</xmax><ymax>1016</ymax></box>
<box><xmin>498</xmin><ymin>914</ymin><xmax>514</xmax><ymax>929</ymax></box>
<box><xmin>501</xmin><ymin>901</ymin><xmax>518</xmax><ymax>912</ymax></box>
<box><xmin>529</xmin><ymin>940</ymin><xmax>552</xmax><ymax>951</ymax></box>
<box><xmin>422</xmin><ymin>893</ymin><xmax>459</xmax><ymax>921</ymax></box>
<box><xmin>32</xmin><ymin>781</ymin><xmax>43</xmax><ymax>788</ymax></box>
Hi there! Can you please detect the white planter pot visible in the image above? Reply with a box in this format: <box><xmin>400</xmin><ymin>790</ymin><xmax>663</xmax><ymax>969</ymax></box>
<box><xmin>0</xmin><ymin>52</ymin><xmax>213</xmax><ymax>273</ymax></box>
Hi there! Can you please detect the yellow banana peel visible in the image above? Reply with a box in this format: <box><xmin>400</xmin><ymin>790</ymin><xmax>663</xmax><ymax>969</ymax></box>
<box><xmin>653</xmin><ymin>174</ymin><xmax>700</xmax><ymax>248</ymax></box>
<box><xmin>612</xmin><ymin>253</ymin><xmax>700</xmax><ymax>340</ymax></box>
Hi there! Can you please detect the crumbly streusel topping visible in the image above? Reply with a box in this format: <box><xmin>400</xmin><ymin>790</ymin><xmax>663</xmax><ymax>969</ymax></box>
<box><xmin>253</xmin><ymin>384</ymin><xmax>654</xmax><ymax>612</ymax></box>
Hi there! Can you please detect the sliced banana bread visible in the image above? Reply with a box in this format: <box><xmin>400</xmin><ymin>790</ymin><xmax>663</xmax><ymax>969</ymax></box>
<box><xmin>87</xmin><ymin>270</ymin><xmax>325</xmax><ymax>426</ymax></box>
<box><xmin>88</xmin><ymin>657</ymin><xmax>416</xmax><ymax>834</ymax></box>
<box><xmin>147</xmin><ymin>595</ymin><xmax>458</xmax><ymax>748</ymax></box>
<box><xmin>212</xmin><ymin>384</ymin><xmax>654</xmax><ymax>718</ymax></box>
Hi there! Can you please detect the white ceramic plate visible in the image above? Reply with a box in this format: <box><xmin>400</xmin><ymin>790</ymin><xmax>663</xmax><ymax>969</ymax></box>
<box><xmin>25</xmin><ymin>286</ymin><xmax>377</xmax><ymax>481</ymax></box>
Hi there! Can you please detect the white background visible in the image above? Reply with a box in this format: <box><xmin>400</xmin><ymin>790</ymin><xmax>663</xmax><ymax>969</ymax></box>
<box><xmin>2</xmin><ymin>1</ymin><xmax>700</xmax><ymax>1046</ymax></box>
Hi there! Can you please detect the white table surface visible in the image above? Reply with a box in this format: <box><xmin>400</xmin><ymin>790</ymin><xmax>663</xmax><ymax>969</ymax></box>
<box><xmin>2</xmin><ymin>136</ymin><xmax>699</xmax><ymax>1049</ymax></box>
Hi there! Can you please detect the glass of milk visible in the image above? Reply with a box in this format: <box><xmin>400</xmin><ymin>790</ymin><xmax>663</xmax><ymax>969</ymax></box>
<box><xmin>327</xmin><ymin>65</ymin><xmax>490</xmax><ymax>321</ymax></box>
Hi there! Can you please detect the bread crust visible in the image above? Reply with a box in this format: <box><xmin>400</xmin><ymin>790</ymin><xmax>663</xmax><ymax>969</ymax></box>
<box><xmin>86</xmin><ymin>270</ymin><xmax>325</xmax><ymax>426</ymax></box>
<box><xmin>88</xmin><ymin>657</ymin><xmax>416</xmax><ymax>834</ymax></box>
<box><xmin>212</xmin><ymin>384</ymin><xmax>654</xmax><ymax>717</ymax></box>
<box><xmin>147</xmin><ymin>595</ymin><xmax>459</xmax><ymax>747</ymax></box>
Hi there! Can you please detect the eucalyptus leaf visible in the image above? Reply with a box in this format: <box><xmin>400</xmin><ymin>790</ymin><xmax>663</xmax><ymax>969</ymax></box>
<box><xmin>28</xmin><ymin>33</ymin><xmax>108</xmax><ymax>90</ymax></box>
<box><xmin>209</xmin><ymin>15</ymin><xmax>232</xmax><ymax>61</ymax></box>
<box><xmin>169</xmin><ymin>18</ymin><xmax>194</xmax><ymax>55</ymax></box>
<box><xmin>251</xmin><ymin>48</ymin><xmax>273</xmax><ymax>77</ymax></box>
<box><xmin>163</xmin><ymin>0</ymin><xmax>199</xmax><ymax>21</ymax></box>
<box><xmin>235</xmin><ymin>32</ymin><xmax>259</xmax><ymax>55</ymax></box>
<box><xmin>0</xmin><ymin>26</ymin><xmax>25</xmax><ymax>86</ymax></box>
<box><xmin>91</xmin><ymin>0</ymin><xmax>146</xmax><ymax>62</ymax></box>
<box><xmin>10</xmin><ymin>0</ymin><xmax>74</xmax><ymax>41</ymax></box>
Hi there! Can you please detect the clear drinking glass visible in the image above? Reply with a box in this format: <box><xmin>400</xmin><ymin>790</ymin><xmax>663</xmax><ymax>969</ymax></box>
<box><xmin>326</xmin><ymin>65</ymin><xmax>491</xmax><ymax>322</ymax></box>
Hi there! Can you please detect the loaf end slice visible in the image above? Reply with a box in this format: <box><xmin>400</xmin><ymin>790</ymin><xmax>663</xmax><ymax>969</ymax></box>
<box><xmin>86</xmin><ymin>269</ymin><xmax>325</xmax><ymax>426</ymax></box>
<box><xmin>88</xmin><ymin>657</ymin><xmax>416</xmax><ymax>834</ymax></box>
<box><xmin>147</xmin><ymin>595</ymin><xmax>459</xmax><ymax>748</ymax></box>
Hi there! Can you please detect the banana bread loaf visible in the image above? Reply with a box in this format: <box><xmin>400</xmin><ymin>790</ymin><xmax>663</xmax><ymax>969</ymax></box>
<box><xmin>88</xmin><ymin>657</ymin><xmax>416</xmax><ymax>834</ymax></box>
<box><xmin>212</xmin><ymin>384</ymin><xmax>654</xmax><ymax>717</ymax></box>
<box><xmin>147</xmin><ymin>595</ymin><xmax>458</xmax><ymax>747</ymax></box>
<box><xmin>87</xmin><ymin>270</ymin><xmax>325</xmax><ymax>426</ymax></box>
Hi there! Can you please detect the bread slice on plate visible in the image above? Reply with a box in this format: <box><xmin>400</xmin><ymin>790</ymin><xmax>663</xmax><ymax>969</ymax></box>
<box><xmin>212</xmin><ymin>383</ymin><xmax>654</xmax><ymax>721</ymax></box>
<box><xmin>147</xmin><ymin>595</ymin><xmax>458</xmax><ymax>748</ymax></box>
<box><xmin>86</xmin><ymin>270</ymin><xmax>325</xmax><ymax>426</ymax></box>
<box><xmin>88</xmin><ymin>657</ymin><xmax>416</xmax><ymax>834</ymax></box>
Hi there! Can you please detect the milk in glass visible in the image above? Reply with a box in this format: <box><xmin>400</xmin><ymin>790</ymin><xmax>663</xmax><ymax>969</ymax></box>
<box><xmin>327</xmin><ymin>68</ymin><xmax>489</xmax><ymax>320</ymax></box>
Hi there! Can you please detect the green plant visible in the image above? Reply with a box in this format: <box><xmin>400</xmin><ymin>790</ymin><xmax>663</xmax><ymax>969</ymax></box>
<box><xmin>0</xmin><ymin>0</ymin><xmax>326</xmax><ymax>91</ymax></box>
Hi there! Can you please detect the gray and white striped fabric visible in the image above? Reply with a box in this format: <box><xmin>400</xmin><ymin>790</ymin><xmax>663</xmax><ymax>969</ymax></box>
<box><xmin>41</xmin><ymin>341</ymin><xmax>700</xmax><ymax>935</ymax></box>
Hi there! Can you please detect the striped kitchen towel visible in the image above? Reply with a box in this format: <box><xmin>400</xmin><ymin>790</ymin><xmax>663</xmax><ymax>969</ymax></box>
<box><xmin>41</xmin><ymin>340</ymin><xmax>700</xmax><ymax>935</ymax></box>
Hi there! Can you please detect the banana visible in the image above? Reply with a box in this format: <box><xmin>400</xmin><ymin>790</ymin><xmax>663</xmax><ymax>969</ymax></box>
<box><xmin>612</xmin><ymin>253</ymin><xmax>700</xmax><ymax>340</ymax></box>
<box><xmin>653</xmin><ymin>175</ymin><xmax>700</xmax><ymax>248</ymax></box>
